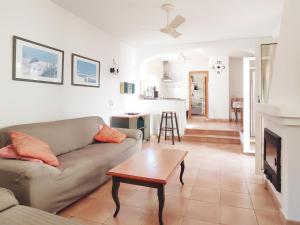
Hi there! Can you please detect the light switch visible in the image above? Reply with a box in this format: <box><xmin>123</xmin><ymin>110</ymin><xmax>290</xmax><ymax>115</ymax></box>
<box><xmin>109</xmin><ymin>100</ymin><xmax>114</xmax><ymax>107</ymax></box>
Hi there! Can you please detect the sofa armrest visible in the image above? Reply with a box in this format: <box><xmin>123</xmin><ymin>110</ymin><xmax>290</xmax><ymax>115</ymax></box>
<box><xmin>0</xmin><ymin>188</ymin><xmax>18</xmax><ymax>212</ymax></box>
<box><xmin>115</xmin><ymin>128</ymin><xmax>143</xmax><ymax>141</ymax></box>
<box><xmin>0</xmin><ymin>159</ymin><xmax>61</xmax><ymax>206</ymax></box>
<box><xmin>0</xmin><ymin>159</ymin><xmax>61</xmax><ymax>179</ymax></box>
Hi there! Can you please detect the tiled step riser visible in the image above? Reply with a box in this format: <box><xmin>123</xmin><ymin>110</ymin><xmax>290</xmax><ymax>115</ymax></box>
<box><xmin>182</xmin><ymin>136</ymin><xmax>241</xmax><ymax>144</ymax></box>
<box><xmin>185</xmin><ymin>129</ymin><xmax>239</xmax><ymax>137</ymax></box>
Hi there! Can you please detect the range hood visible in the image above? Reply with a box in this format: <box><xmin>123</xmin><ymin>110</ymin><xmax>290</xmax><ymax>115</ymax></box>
<box><xmin>161</xmin><ymin>61</ymin><xmax>173</xmax><ymax>82</ymax></box>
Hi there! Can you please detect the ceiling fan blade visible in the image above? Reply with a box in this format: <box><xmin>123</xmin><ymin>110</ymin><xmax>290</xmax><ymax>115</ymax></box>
<box><xmin>160</xmin><ymin>27</ymin><xmax>171</xmax><ymax>34</ymax></box>
<box><xmin>160</xmin><ymin>27</ymin><xmax>182</xmax><ymax>38</ymax></box>
<box><xmin>169</xmin><ymin>15</ymin><xmax>186</xmax><ymax>29</ymax></box>
<box><xmin>170</xmin><ymin>30</ymin><xmax>182</xmax><ymax>38</ymax></box>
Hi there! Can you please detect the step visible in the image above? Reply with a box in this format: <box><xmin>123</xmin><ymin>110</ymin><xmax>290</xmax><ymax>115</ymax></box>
<box><xmin>182</xmin><ymin>134</ymin><xmax>241</xmax><ymax>144</ymax></box>
<box><xmin>185</xmin><ymin>128</ymin><xmax>240</xmax><ymax>137</ymax></box>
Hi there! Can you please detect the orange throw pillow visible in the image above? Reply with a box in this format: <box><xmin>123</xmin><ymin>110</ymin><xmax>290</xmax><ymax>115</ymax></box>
<box><xmin>94</xmin><ymin>125</ymin><xmax>126</xmax><ymax>143</ymax></box>
<box><xmin>10</xmin><ymin>131</ymin><xmax>59</xmax><ymax>167</ymax></box>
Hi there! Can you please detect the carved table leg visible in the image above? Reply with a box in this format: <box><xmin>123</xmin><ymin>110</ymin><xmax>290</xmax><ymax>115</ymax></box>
<box><xmin>112</xmin><ymin>177</ymin><xmax>120</xmax><ymax>217</ymax></box>
<box><xmin>157</xmin><ymin>184</ymin><xmax>165</xmax><ymax>225</ymax></box>
<box><xmin>180</xmin><ymin>160</ymin><xmax>185</xmax><ymax>185</ymax></box>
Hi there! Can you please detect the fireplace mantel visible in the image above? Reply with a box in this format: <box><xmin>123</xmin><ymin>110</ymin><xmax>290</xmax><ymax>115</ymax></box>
<box><xmin>256</xmin><ymin>104</ymin><xmax>300</xmax><ymax>126</ymax></box>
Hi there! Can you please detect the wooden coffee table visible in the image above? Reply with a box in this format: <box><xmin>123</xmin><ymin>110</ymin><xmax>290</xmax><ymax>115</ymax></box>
<box><xmin>106</xmin><ymin>148</ymin><xmax>188</xmax><ymax>225</ymax></box>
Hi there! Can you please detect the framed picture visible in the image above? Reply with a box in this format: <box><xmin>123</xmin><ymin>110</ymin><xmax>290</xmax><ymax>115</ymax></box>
<box><xmin>120</xmin><ymin>82</ymin><xmax>135</xmax><ymax>94</ymax></box>
<box><xmin>13</xmin><ymin>36</ymin><xmax>64</xmax><ymax>85</ymax></box>
<box><xmin>71</xmin><ymin>54</ymin><xmax>100</xmax><ymax>88</ymax></box>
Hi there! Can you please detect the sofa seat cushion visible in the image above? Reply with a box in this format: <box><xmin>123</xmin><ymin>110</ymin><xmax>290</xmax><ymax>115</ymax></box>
<box><xmin>57</xmin><ymin>138</ymin><xmax>137</xmax><ymax>175</ymax></box>
<box><xmin>0</xmin><ymin>188</ymin><xmax>18</xmax><ymax>212</ymax></box>
<box><xmin>0</xmin><ymin>205</ymin><xmax>81</xmax><ymax>225</ymax></box>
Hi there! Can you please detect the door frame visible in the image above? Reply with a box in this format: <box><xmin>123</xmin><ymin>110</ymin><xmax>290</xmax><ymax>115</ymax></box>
<box><xmin>188</xmin><ymin>71</ymin><xmax>209</xmax><ymax>119</ymax></box>
<box><xmin>254</xmin><ymin>40</ymin><xmax>278</xmax><ymax>174</ymax></box>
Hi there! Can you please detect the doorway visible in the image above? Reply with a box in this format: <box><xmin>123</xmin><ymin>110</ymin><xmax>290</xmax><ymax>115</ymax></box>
<box><xmin>256</xmin><ymin>43</ymin><xmax>278</xmax><ymax>172</ymax></box>
<box><xmin>250</xmin><ymin>67</ymin><xmax>255</xmax><ymax>138</ymax></box>
<box><xmin>188</xmin><ymin>71</ymin><xmax>208</xmax><ymax>119</ymax></box>
<box><xmin>243</xmin><ymin>57</ymin><xmax>256</xmax><ymax>153</ymax></box>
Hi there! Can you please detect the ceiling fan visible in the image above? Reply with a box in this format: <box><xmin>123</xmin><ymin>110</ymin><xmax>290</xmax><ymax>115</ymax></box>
<box><xmin>160</xmin><ymin>2</ymin><xmax>186</xmax><ymax>38</ymax></box>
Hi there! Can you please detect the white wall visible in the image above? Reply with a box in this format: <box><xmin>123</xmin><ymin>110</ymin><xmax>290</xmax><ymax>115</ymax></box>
<box><xmin>208</xmin><ymin>57</ymin><xmax>229</xmax><ymax>119</ymax></box>
<box><xmin>229</xmin><ymin>57</ymin><xmax>244</xmax><ymax>120</ymax></box>
<box><xmin>268</xmin><ymin>0</ymin><xmax>300</xmax><ymax>110</ymax></box>
<box><xmin>0</xmin><ymin>0</ymin><xmax>138</xmax><ymax>128</ymax></box>
<box><xmin>229</xmin><ymin>57</ymin><xmax>243</xmax><ymax>99</ymax></box>
<box><xmin>140</xmin><ymin>58</ymin><xmax>162</xmax><ymax>95</ymax></box>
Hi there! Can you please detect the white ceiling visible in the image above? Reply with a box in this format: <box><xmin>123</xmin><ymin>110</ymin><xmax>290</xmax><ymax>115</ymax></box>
<box><xmin>51</xmin><ymin>0</ymin><xmax>284</xmax><ymax>47</ymax></box>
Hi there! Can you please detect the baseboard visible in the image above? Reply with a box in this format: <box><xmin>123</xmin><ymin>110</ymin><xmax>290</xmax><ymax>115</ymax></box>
<box><xmin>264</xmin><ymin>178</ymin><xmax>281</xmax><ymax>209</ymax></box>
<box><xmin>279</xmin><ymin>210</ymin><xmax>300</xmax><ymax>225</ymax></box>
<box><xmin>264</xmin><ymin>177</ymin><xmax>300</xmax><ymax>225</ymax></box>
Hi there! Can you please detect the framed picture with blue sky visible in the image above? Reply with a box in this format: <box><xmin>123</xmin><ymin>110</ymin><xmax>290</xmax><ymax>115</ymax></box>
<box><xmin>13</xmin><ymin>36</ymin><xmax>64</xmax><ymax>85</ymax></box>
<box><xmin>71</xmin><ymin>54</ymin><xmax>100</xmax><ymax>88</ymax></box>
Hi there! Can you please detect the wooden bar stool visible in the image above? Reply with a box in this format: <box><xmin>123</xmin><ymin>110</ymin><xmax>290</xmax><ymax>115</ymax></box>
<box><xmin>158</xmin><ymin>111</ymin><xmax>180</xmax><ymax>145</ymax></box>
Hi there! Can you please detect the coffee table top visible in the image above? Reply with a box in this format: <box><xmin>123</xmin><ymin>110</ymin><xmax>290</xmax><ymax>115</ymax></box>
<box><xmin>106</xmin><ymin>149</ymin><xmax>188</xmax><ymax>184</ymax></box>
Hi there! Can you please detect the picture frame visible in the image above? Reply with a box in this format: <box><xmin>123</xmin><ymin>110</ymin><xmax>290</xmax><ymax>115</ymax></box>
<box><xmin>71</xmin><ymin>54</ymin><xmax>100</xmax><ymax>88</ymax></box>
<box><xmin>13</xmin><ymin>36</ymin><xmax>64</xmax><ymax>85</ymax></box>
<box><xmin>120</xmin><ymin>82</ymin><xmax>135</xmax><ymax>94</ymax></box>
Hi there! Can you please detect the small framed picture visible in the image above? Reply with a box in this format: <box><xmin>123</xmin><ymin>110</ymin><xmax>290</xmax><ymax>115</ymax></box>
<box><xmin>13</xmin><ymin>36</ymin><xmax>64</xmax><ymax>85</ymax></box>
<box><xmin>71</xmin><ymin>54</ymin><xmax>100</xmax><ymax>88</ymax></box>
<box><xmin>120</xmin><ymin>82</ymin><xmax>135</xmax><ymax>94</ymax></box>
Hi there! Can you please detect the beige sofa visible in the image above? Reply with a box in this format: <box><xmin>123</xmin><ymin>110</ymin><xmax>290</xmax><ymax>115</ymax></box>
<box><xmin>0</xmin><ymin>187</ymin><xmax>81</xmax><ymax>225</ymax></box>
<box><xmin>0</xmin><ymin>116</ymin><xmax>142</xmax><ymax>213</ymax></box>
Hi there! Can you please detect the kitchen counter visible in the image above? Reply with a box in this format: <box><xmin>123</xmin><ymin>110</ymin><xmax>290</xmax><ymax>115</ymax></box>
<box><xmin>139</xmin><ymin>99</ymin><xmax>187</xmax><ymax>136</ymax></box>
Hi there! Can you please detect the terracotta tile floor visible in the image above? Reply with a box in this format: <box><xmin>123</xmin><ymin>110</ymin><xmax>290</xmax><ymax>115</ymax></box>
<box><xmin>59</xmin><ymin>139</ymin><xmax>282</xmax><ymax>225</ymax></box>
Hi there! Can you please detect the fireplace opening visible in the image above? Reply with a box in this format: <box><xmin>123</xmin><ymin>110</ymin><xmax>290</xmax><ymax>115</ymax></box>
<box><xmin>264</xmin><ymin>128</ymin><xmax>281</xmax><ymax>192</ymax></box>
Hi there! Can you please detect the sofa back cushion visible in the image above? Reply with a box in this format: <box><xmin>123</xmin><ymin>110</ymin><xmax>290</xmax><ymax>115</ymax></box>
<box><xmin>0</xmin><ymin>117</ymin><xmax>104</xmax><ymax>156</ymax></box>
